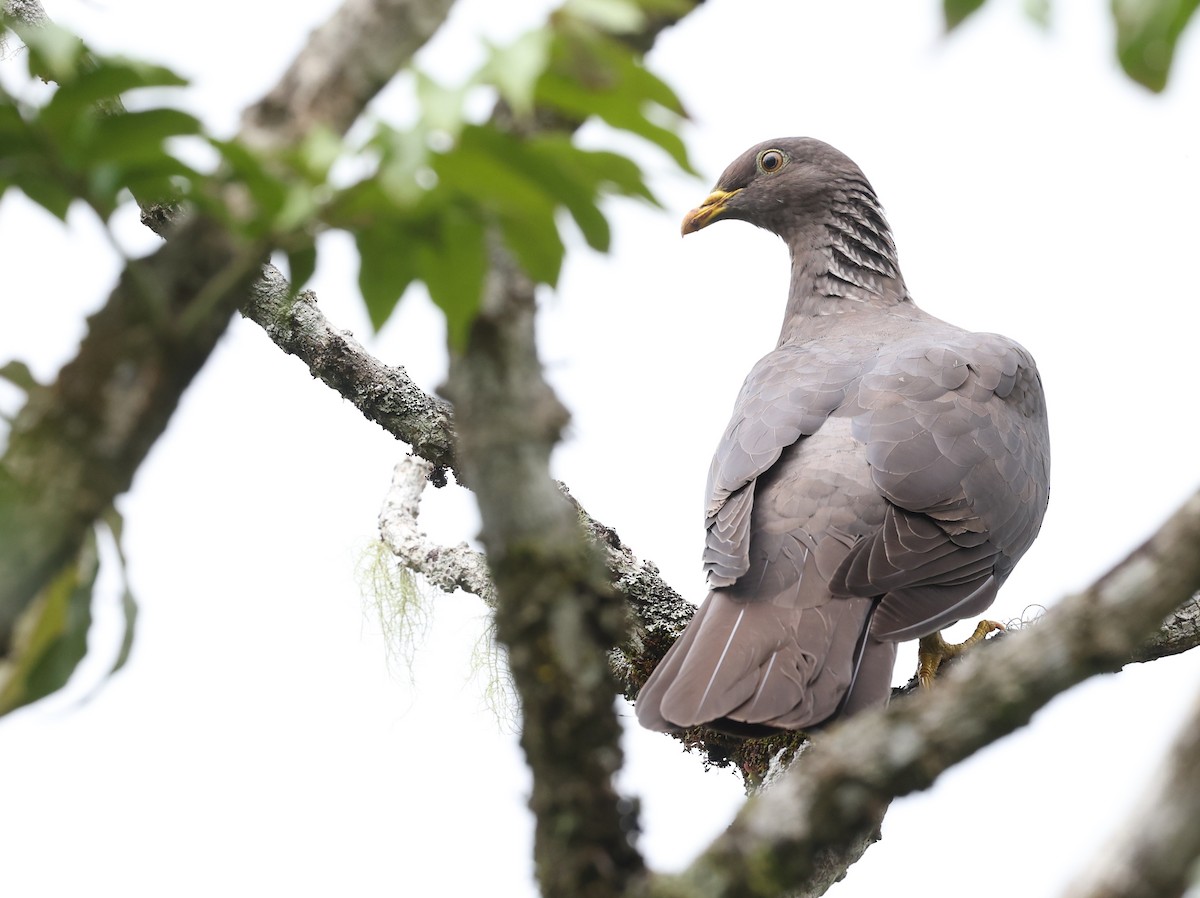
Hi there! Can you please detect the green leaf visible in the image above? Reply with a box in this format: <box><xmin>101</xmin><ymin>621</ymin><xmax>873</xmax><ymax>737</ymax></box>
<box><xmin>286</xmin><ymin>242</ymin><xmax>318</xmax><ymax>294</ymax></box>
<box><xmin>944</xmin><ymin>0</ymin><xmax>988</xmax><ymax>30</ymax></box>
<box><xmin>1024</xmin><ymin>0</ymin><xmax>1051</xmax><ymax>28</ymax></box>
<box><xmin>14</xmin><ymin>21</ymin><xmax>87</xmax><ymax>84</ymax></box>
<box><xmin>535</xmin><ymin>32</ymin><xmax>694</xmax><ymax>172</ymax></box>
<box><xmin>417</xmin><ymin>206</ymin><xmax>488</xmax><ymax>350</ymax></box>
<box><xmin>39</xmin><ymin>58</ymin><xmax>188</xmax><ymax>131</ymax></box>
<box><xmin>497</xmin><ymin>205</ymin><xmax>565</xmax><ymax>286</ymax></box>
<box><xmin>273</xmin><ymin>182</ymin><xmax>320</xmax><ymax>232</ymax></box>
<box><xmin>0</xmin><ymin>529</ymin><xmax>98</xmax><ymax>716</ymax></box>
<box><xmin>1112</xmin><ymin>0</ymin><xmax>1200</xmax><ymax>92</ymax></box>
<box><xmin>372</xmin><ymin>126</ymin><xmax>435</xmax><ymax>207</ymax></box>
<box><xmin>415</xmin><ymin>71</ymin><xmax>468</xmax><ymax>139</ymax></box>
<box><xmin>357</xmin><ymin>222</ymin><xmax>422</xmax><ymax>330</ymax></box>
<box><xmin>560</xmin><ymin>0</ymin><xmax>647</xmax><ymax>33</ymax></box>
<box><xmin>99</xmin><ymin>507</ymin><xmax>138</xmax><ymax>678</ymax></box>
<box><xmin>435</xmin><ymin>126</ymin><xmax>559</xmax><ymax>220</ymax></box>
<box><xmin>0</xmin><ymin>359</ymin><xmax>38</xmax><ymax>395</ymax></box>
<box><xmin>480</xmin><ymin>28</ymin><xmax>553</xmax><ymax>118</ymax></box>
<box><xmin>292</xmin><ymin>126</ymin><xmax>344</xmax><ymax>183</ymax></box>
<box><xmin>209</xmin><ymin>137</ymin><xmax>289</xmax><ymax>231</ymax></box>
<box><xmin>18</xmin><ymin>172</ymin><xmax>75</xmax><ymax>220</ymax></box>
<box><xmin>120</xmin><ymin>155</ymin><xmax>200</xmax><ymax>206</ymax></box>
<box><xmin>85</xmin><ymin>108</ymin><xmax>203</xmax><ymax>165</ymax></box>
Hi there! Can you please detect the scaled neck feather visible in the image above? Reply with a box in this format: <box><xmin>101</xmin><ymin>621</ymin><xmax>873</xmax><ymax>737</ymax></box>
<box><xmin>777</xmin><ymin>179</ymin><xmax>911</xmax><ymax>345</ymax></box>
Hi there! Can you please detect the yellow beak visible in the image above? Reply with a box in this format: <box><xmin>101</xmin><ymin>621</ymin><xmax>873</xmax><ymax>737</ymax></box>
<box><xmin>681</xmin><ymin>187</ymin><xmax>742</xmax><ymax>236</ymax></box>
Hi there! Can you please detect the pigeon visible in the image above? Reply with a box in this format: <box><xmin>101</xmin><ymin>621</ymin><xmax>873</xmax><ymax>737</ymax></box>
<box><xmin>635</xmin><ymin>138</ymin><xmax>1050</xmax><ymax>734</ymax></box>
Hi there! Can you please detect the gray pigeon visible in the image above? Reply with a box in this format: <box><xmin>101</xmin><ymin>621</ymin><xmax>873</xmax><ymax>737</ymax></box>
<box><xmin>636</xmin><ymin>138</ymin><xmax>1050</xmax><ymax>735</ymax></box>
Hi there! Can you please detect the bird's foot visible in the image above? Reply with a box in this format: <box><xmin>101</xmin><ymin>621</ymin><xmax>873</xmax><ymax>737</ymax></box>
<box><xmin>916</xmin><ymin>620</ymin><xmax>1005</xmax><ymax>687</ymax></box>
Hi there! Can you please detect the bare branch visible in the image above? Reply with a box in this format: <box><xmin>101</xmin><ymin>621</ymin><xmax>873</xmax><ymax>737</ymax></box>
<box><xmin>642</xmin><ymin>487</ymin><xmax>1200</xmax><ymax>898</ymax></box>
<box><xmin>377</xmin><ymin>455</ymin><xmax>494</xmax><ymax>605</ymax></box>
<box><xmin>1061</xmin><ymin>686</ymin><xmax>1200</xmax><ymax>898</ymax></box>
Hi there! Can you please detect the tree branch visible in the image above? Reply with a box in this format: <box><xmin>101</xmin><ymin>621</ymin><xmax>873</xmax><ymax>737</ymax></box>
<box><xmin>1061</xmin><ymin>686</ymin><xmax>1200</xmax><ymax>898</ymax></box>
<box><xmin>377</xmin><ymin>455</ymin><xmax>494</xmax><ymax>604</ymax></box>
<box><xmin>641</xmin><ymin>487</ymin><xmax>1200</xmax><ymax>898</ymax></box>
<box><xmin>240</xmin><ymin>0</ymin><xmax>456</xmax><ymax>148</ymax></box>
<box><xmin>441</xmin><ymin>245</ymin><xmax>644</xmax><ymax>898</ymax></box>
<box><xmin>244</xmin><ymin>268</ymin><xmax>457</xmax><ymax>473</ymax></box>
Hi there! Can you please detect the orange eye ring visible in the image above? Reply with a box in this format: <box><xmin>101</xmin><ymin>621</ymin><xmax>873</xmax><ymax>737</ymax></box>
<box><xmin>757</xmin><ymin>149</ymin><xmax>786</xmax><ymax>173</ymax></box>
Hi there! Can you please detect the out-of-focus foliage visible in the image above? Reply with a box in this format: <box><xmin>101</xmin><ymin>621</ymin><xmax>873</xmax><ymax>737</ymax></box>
<box><xmin>0</xmin><ymin>21</ymin><xmax>202</xmax><ymax>220</ymax></box>
<box><xmin>0</xmin><ymin>0</ymin><xmax>692</xmax><ymax>714</ymax></box>
<box><xmin>1112</xmin><ymin>0</ymin><xmax>1200</xmax><ymax>91</ymax></box>
<box><xmin>945</xmin><ymin>0</ymin><xmax>1198</xmax><ymax>92</ymax></box>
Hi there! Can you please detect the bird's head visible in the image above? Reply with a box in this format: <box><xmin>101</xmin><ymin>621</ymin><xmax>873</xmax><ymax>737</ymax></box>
<box><xmin>682</xmin><ymin>137</ymin><xmax>874</xmax><ymax>239</ymax></box>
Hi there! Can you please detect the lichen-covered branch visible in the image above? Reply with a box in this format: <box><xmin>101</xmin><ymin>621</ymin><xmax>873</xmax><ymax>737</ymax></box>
<box><xmin>1061</xmin><ymin>686</ymin><xmax>1200</xmax><ymax>898</ymax></box>
<box><xmin>244</xmin><ymin>268</ymin><xmax>457</xmax><ymax>473</ymax></box>
<box><xmin>443</xmin><ymin>249</ymin><xmax>643</xmax><ymax>898</ymax></box>
<box><xmin>640</xmin><ymin>487</ymin><xmax>1200</xmax><ymax>898</ymax></box>
<box><xmin>1131</xmin><ymin>592</ymin><xmax>1200</xmax><ymax>664</ymax></box>
<box><xmin>377</xmin><ymin>455</ymin><xmax>493</xmax><ymax>604</ymax></box>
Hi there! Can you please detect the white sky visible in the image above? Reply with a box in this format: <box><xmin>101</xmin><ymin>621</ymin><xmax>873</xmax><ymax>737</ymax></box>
<box><xmin>3</xmin><ymin>1</ymin><xmax>1200</xmax><ymax>896</ymax></box>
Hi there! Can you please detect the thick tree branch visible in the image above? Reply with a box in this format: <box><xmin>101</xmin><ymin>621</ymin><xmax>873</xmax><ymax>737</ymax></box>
<box><xmin>443</xmin><ymin>248</ymin><xmax>644</xmax><ymax>898</ymax></box>
<box><xmin>640</xmin><ymin>487</ymin><xmax>1200</xmax><ymax>898</ymax></box>
<box><xmin>240</xmin><ymin>0</ymin><xmax>456</xmax><ymax>148</ymax></box>
<box><xmin>1062</xmin><ymin>687</ymin><xmax>1200</xmax><ymax>898</ymax></box>
<box><xmin>0</xmin><ymin>0</ymin><xmax>453</xmax><ymax>651</ymax></box>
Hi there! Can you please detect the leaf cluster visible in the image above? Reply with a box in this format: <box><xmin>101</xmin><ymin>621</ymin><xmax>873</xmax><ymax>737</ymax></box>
<box><xmin>0</xmin><ymin>19</ymin><xmax>202</xmax><ymax>221</ymax></box>
<box><xmin>2</xmin><ymin>1</ymin><xmax>694</xmax><ymax>349</ymax></box>
<box><xmin>259</xmin><ymin>0</ymin><xmax>695</xmax><ymax>346</ymax></box>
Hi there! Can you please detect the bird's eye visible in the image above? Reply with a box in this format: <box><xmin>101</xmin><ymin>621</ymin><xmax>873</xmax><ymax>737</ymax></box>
<box><xmin>757</xmin><ymin>149</ymin><xmax>786</xmax><ymax>173</ymax></box>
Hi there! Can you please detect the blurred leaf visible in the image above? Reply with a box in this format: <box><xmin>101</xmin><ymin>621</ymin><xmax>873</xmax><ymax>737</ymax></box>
<box><xmin>434</xmin><ymin>125</ymin><xmax>554</xmax><ymax>217</ymax></box>
<box><xmin>119</xmin><ymin>155</ymin><xmax>199</xmax><ymax>207</ymax></box>
<box><xmin>13</xmin><ymin>21</ymin><xmax>87</xmax><ymax>84</ymax></box>
<box><xmin>83</xmin><ymin>108</ymin><xmax>202</xmax><ymax>165</ymax></box>
<box><xmin>944</xmin><ymin>0</ymin><xmax>988</xmax><ymax>30</ymax></box>
<box><xmin>99</xmin><ymin>507</ymin><xmax>137</xmax><ymax>678</ymax></box>
<box><xmin>560</xmin><ymin>0</ymin><xmax>647</xmax><ymax>33</ymax></box>
<box><xmin>417</xmin><ymin>206</ymin><xmax>488</xmax><ymax>350</ymax></box>
<box><xmin>286</xmin><ymin>242</ymin><xmax>318</xmax><ymax>294</ymax></box>
<box><xmin>415</xmin><ymin>71</ymin><xmax>469</xmax><ymax>139</ymax></box>
<box><xmin>292</xmin><ymin>126</ymin><xmax>343</xmax><ymax>183</ymax></box>
<box><xmin>17</xmin><ymin>172</ymin><xmax>75</xmax><ymax>220</ymax></box>
<box><xmin>536</xmin><ymin>31</ymin><xmax>693</xmax><ymax>172</ymax></box>
<box><xmin>372</xmin><ymin>126</ymin><xmax>434</xmax><ymax>207</ymax></box>
<box><xmin>39</xmin><ymin>58</ymin><xmax>187</xmax><ymax>131</ymax></box>
<box><xmin>0</xmin><ymin>529</ymin><xmax>98</xmax><ymax>716</ymax></box>
<box><xmin>357</xmin><ymin>222</ymin><xmax>422</xmax><ymax>330</ymax></box>
<box><xmin>210</xmin><ymin>137</ymin><xmax>290</xmax><ymax>231</ymax></box>
<box><xmin>0</xmin><ymin>360</ymin><xmax>38</xmax><ymax>395</ymax></box>
<box><xmin>480</xmin><ymin>28</ymin><xmax>553</xmax><ymax>118</ymax></box>
<box><xmin>1024</xmin><ymin>0</ymin><xmax>1051</xmax><ymax>28</ymax></box>
<box><xmin>273</xmin><ymin>183</ymin><xmax>320</xmax><ymax>232</ymax></box>
<box><xmin>497</xmin><ymin>204</ymin><xmax>565</xmax><ymax>286</ymax></box>
<box><xmin>1112</xmin><ymin>0</ymin><xmax>1200</xmax><ymax>91</ymax></box>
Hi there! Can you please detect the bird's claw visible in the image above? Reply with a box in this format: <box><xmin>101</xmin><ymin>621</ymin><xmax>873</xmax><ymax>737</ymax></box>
<box><xmin>916</xmin><ymin>619</ymin><xmax>1005</xmax><ymax>687</ymax></box>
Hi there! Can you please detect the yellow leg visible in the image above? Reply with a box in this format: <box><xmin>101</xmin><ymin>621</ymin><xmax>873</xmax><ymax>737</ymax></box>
<box><xmin>916</xmin><ymin>620</ymin><xmax>1005</xmax><ymax>687</ymax></box>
